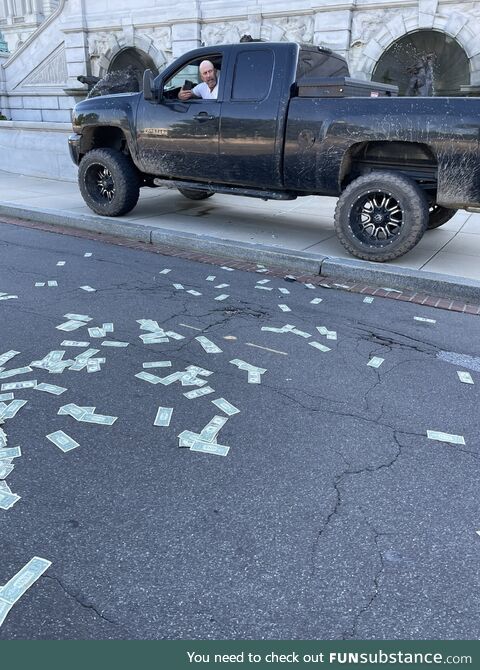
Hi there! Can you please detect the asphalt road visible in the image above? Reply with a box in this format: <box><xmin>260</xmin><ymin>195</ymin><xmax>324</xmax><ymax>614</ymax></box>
<box><xmin>0</xmin><ymin>220</ymin><xmax>479</xmax><ymax>641</ymax></box>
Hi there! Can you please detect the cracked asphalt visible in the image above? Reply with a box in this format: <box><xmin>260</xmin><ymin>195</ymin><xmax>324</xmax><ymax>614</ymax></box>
<box><xmin>0</xmin><ymin>220</ymin><xmax>479</xmax><ymax>640</ymax></box>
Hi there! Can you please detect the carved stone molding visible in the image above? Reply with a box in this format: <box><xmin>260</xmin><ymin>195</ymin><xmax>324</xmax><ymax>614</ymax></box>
<box><xmin>17</xmin><ymin>42</ymin><xmax>67</xmax><ymax>87</ymax></box>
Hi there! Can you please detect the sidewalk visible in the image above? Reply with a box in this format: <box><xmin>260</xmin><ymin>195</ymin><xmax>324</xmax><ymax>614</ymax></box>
<box><xmin>1</xmin><ymin>169</ymin><xmax>480</xmax><ymax>297</ymax></box>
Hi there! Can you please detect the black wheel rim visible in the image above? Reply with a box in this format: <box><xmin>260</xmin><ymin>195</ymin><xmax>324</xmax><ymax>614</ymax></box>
<box><xmin>349</xmin><ymin>190</ymin><xmax>404</xmax><ymax>247</ymax></box>
<box><xmin>84</xmin><ymin>163</ymin><xmax>115</xmax><ymax>204</ymax></box>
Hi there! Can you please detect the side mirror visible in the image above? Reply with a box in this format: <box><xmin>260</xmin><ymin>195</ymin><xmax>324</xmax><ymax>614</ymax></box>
<box><xmin>143</xmin><ymin>69</ymin><xmax>155</xmax><ymax>101</ymax></box>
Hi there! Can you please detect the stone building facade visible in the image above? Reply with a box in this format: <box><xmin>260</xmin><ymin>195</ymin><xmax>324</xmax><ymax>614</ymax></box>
<box><xmin>0</xmin><ymin>0</ymin><xmax>479</xmax><ymax>179</ymax></box>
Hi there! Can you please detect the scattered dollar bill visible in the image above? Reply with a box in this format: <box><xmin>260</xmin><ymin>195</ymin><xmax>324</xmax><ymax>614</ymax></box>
<box><xmin>0</xmin><ymin>366</ymin><xmax>33</xmax><ymax>379</ymax></box>
<box><xmin>35</xmin><ymin>282</ymin><xmax>45</xmax><ymax>287</ymax></box>
<box><xmin>178</xmin><ymin>430</ymin><xmax>203</xmax><ymax>448</ymax></box>
<box><xmin>84</xmin><ymin>252</ymin><xmax>92</xmax><ymax>257</ymax></box>
<box><xmin>0</xmin><ymin>352</ymin><xmax>20</xmax><ymax>367</ymax></box>
<box><xmin>0</xmin><ymin>481</ymin><xmax>12</xmax><ymax>493</ymax></box>
<box><xmin>64</xmin><ymin>314</ymin><xmax>92</xmax><ymax>322</ymax></box>
<box><xmin>47</xmin><ymin>281</ymin><xmax>58</xmax><ymax>287</ymax></box>
<box><xmin>46</xmin><ymin>430</ymin><xmax>79</xmax><ymax>453</ymax></box>
<box><xmin>165</xmin><ymin>331</ymin><xmax>185</xmax><ymax>340</ymax></box>
<box><xmin>248</xmin><ymin>371</ymin><xmax>261</xmax><ymax>384</ymax></box>
<box><xmin>206</xmin><ymin>276</ymin><xmax>216</xmax><ymax>281</ymax></box>
<box><xmin>183</xmin><ymin>386</ymin><xmax>215</xmax><ymax>399</ymax></box>
<box><xmin>56</xmin><ymin>261</ymin><xmax>65</xmax><ymax>266</ymax></box>
<box><xmin>34</xmin><ymin>383</ymin><xmax>67</xmax><ymax>395</ymax></box>
<box><xmin>80</xmin><ymin>412</ymin><xmax>117</xmax><ymax>426</ymax></box>
<box><xmin>142</xmin><ymin>361</ymin><xmax>172</xmax><ymax>369</ymax></box>
<box><xmin>0</xmin><ymin>557</ymin><xmax>52</xmax><ymax>624</ymax></box>
<box><xmin>200</xmin><ymin>415</ymin><xmax>228</xmax><ymax>442</ymax></box>
<box><xmin>214</xmin><ymin>294</ymin><xmax>229</xmax><ymax>301</ymax></box>
<box><xmin>101</xmin><ymin>341</ymin><xmax>129</xmax><ymax>347</ymax></box>
<box><xmin>159</xmin><ymin>269</ymin><xmax>171</xmax><ymax>274</ymax></box>
<box><xmin>256</xmin><ymin>279</ymin><xmax>270</xmax><ymax>285</ymax></box>
<box><xmin>215</xmin><ymin>284</ymin><xmax>229</xmax><ymax>289</ymax></box>
<box><xmin>279</xmin><ymin>288</ymin><xmax>290</xmax><ymax>295</ymax></box>
<box><xmin>0</xmin><ymin>463</ymin><xmax>14</xmax><ymax>479</ymax></box>
<box><xmin>102</xmin><ymin>323</ymin><xmax>114</xmax><ymax>332</ymax></box>
<box><xmin>80</xmin><ymin>285</ymin><xmax>96</xmax><ymax>292</ymax></box>
<box><xmin>195</xmin><ymin>336</ymin><xmax>222</xmax><ymax>354</ymax></box>
<box><xmin>60</xmin><ymin>341</ymin><xmax>90</xmax><ymax>347</ymax></box>
<box><xmin>304</xmin><ymin>283</ymin><xmax>315</xmax><ymax>289</ymax></box>
<box><xmin>212</xmin><ymin>398</ymin><xmax>240</xmax><ymax>416</ymax></box>
<box><xmin>363</xmin><ymin>296</ymin><xmax>374</xmax><ymax>304</ymax></box>
<box><xmin>56</xmin><ymin>320</ymin><xmax>88</xmax><ymax>332</ymax></box>
<box><xmin>187</xmin><ymin>365</ymin><xmax>213</xmax><ymax>377</ymax></box>
<box><xmin>88</xmin><ymin>327</ymin><xmax>106</xmax><ymax>338</ymax></box>
<box><xmin>291</xmin><ymin>329</ymin><xmax>311</xmax><ymax>339</ymax></box>
<box><xmin>380</xmin><ymin>287</ymin><xmax>401</xmax><ymax>293</ymax></box>
<box><xmin>414</xmin><ymin>316</ymin><xmax>436</xmax><ymax>324</ymax></box>
<box><xmin>137</xmin><ymin>319</ymin><xmax>162</xmax><ymax>331</ymax></box>
<box><xmin>278</xmin><ymin>304</ymin><xmax>291</xmax><ymax>312</ymax></box>
<box><xmin>58</xmin><ymin>404</ymin><xmax>88</xmax><ymax>421</ymax></box>
<box><xmin>135</xmin><ymin>371</ymin><xmax>163</xmax><ymax>384</ymax></box>
<box><xmin>221</xmin><ymin>267</ymin><xmax>234</xmax><ymax>271</ymax></box>
<box><xmin>457</xmin><ymin>371</ymin><xmax>474</xmax><ymax>384</ymax></box>
<box><xmin>310</xmin><ymin>297</ymin><xmax>323</xmax><ymax>304</ymax></box>
<box><xmin>255</xmin><ymin>286</ymin><xmax>273</xmax><ymax>291</ymax></box>
<box><xmin>1</xmin><ymin>380</ymin><xmax>36</xmax><ymax>391</ymax></box>
<box><xmin>187</xmin><ymin>290</ymin><xmax>202</xmax><ymax>296</ymax></box>
<box><xmin>367</xmin><ymin>357</ymin><xmax>384</xmax><ymax>369</ymax></box>
<box><xmin>86</xmin><ymin>359</ymin><xmax>102</xmax><ymax>373</ymax></box>
<box><xmin>154</xmin><ymin>407</ymin><xmax>173</xmax><ymax>427</ymax></box>
<box><xmin>0</xmin><ymin>489</ymin><xmax>20</xmax><ymax>510</ymax></box>
<box><xmin>173</xmin><ymin>283</ymin><xmax>184</xmax><ymax>290</ymax></box>
<box><xmin>427</xmin><ymin>430</ymin><xmax>465</xmax><ymax>445</ymax></box>
<box><xmin>309</xmin><ymin>341</ymin><xmax>331</xmax><ymax>353</ymax></box>
<box><xmin>190</xmin><ymin>440</ymin><xmax>230</xmax><ymax>457</ymax></box>
<box><xmin>140</xmin><ymin>334</ymin><xmax>169</xmax><ymax>344</ymax></box>
<box><xmin>0</xmin><ymin>447</ymin><xmax>21</xmax><ymax>460</ymax></box>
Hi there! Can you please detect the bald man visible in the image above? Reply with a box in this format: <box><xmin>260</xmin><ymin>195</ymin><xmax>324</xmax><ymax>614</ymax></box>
<box><xmin>178</xmin><ymin>60</ymin><xmax>219</xmax><ymax>100</ymax></box>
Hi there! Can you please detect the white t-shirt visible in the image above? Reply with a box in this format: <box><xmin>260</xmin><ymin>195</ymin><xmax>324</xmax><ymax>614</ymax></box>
<box><xmin>192</xmin><ymin>79</ymin><xmax>219</xmax><ymax>99</ymax></box>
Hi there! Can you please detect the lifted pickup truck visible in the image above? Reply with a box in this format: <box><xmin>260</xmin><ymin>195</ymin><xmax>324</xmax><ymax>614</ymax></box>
<box><xmin>69</xmin><ymin>41</ymin><xmax>480</xmax><ymax>262</ymax></box>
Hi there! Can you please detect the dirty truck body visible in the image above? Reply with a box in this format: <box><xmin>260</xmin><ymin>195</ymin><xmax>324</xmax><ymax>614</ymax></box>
<box><xmin>69</xmin><ymin>41</ymin><xmax>480</xmax><ymax>262</ymax></box>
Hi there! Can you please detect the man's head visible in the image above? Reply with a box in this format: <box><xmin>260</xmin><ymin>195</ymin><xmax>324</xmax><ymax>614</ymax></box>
<box><xmin>199</xmin><ymin>60</ymin><xmax>217</xmax><ymax>91</ymax></box>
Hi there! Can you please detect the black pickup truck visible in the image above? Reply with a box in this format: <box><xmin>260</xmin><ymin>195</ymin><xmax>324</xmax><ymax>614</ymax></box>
<box><xmin>69</xmin><ymin>41</ymin><xmax>480</xmax><ymax>262</ymax></box>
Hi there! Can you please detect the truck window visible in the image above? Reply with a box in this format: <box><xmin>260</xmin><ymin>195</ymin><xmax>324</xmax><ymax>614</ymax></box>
<box><xmin>163</xmin><ymin>55</ymin><xmax>223</xmax><ymax>98</ymax></box>
<box><xmin>231</xmin><ymin>49</ymin><xmax>274</xmax><ymax>101</ymax></box>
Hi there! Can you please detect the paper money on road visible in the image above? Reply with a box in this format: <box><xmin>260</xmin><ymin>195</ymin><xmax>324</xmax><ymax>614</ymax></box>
<box><xmin>0</xmin><ymin>352</ymin><xmax>20</xmax><ymax>367</ymax></box>
<box><xmin>214</xmin><ymin>294</ymin><xmax>229</xmax><ymax>301</ymax></box>
<box><xmin>215</xmin><ymin>284</ymin><xmax>229</xmax><ymax>289</ymax></box>
<box><xmin>58</xmin><ymin>404</ymin><xmax>88</xmax><ymax>421</ymax></box>
<box><xmin>88</xmin><ymin>327</ymin><xmax>106</xmax><ymax>338</ymax></box>
<box><xmin>316</xmin><ymin>326</ymin><xmax>337</xmax><ymax>340</ymax></box>
<box><xmin>0</xmin><ymin>447</ymin><xmax>21</xmax><ymax>460</ymax></box>
<box><xmin>86</xmin><ymin>359</ymin><xmax>102</xmax><ymax>373</ymax></box>
<box><xmin>0</xmin><ymin>463</ymin><xmax>14</xmax><ymax>479</ymax></box>
<box><xmin>0</xmin><ymin>489</ymin><xmax>20</xmax><ymax>510</ymax></box>
<box><xmin>247</xmin><ymin>371</ymin><xmax>261</xmax><ymax>384</ymax></box>
<box><xmin>187</xmin><ymin>290</ymin><xmax>202</xmax><ymax>296</ymax></box>
<box><xmin>367</xmin><ymin>357</ymin><xmax>384</xmax><ymax>369</ymax></box>
<box><xmin>187</xmin><ymin>365</ymin><xmax>213</xmax><ymax>376</ymax></box>
<box><xmin>0</xmin><ymin>393</ymin><xmax>13</xmax><ymax>402</ymax></box>
<box><xmin>0</xmin><ymin>481</ymin><xmax>12</xmax><ymax>493</ymax></box>
<box><xmin>457</xmin><ymin>371</ymin><xmax>474</xmax><ymax>384</ymax></box>
<box><xmin>173</xmin><ymin>283</ymin><xmax>184</xmax><ymax>290</ymax></box>
<box><xmin>255</xmin><ymin>286</ymin><xmax>273</xmax><ymax>291</ymax></box>
<box><xmin>60</xmin><ymin>341</ymin><xmax>90</xmax><ymax>347</ymax></box>
<box><xmin>0</xmin><ymin>366</ymin><xmax>33</xmax><ymax>379</ymax></box>
<box><xmin>178</xmin><ymin>430</ymin><xmax>203</xmax><ymax>448</ymax></box>
<box><xmin>64</xmin><ymin>314</ymin><xmax>92</xmax><ymax>322</ymax></box>
<box><xmin>278</xmin><ymin>304</ymin><xmax>291</xmax><ymax>312</ymax></box>
<box><xmin>220</xmin><ymin>266</ymin><xmax>234</xmax><ymax>271</ymax></box>
<box><xmin>154</xmin><ymin>406</ymin><xmax>173</xmax><ymax>427</ymax></box>
<box><xmin>80</xmin><ymin>285</ymin><xmax>96</xmax><ymax>292</ymax></box>
<box><xmin>310</xmin><ymin>297</ymin><xmax>323</xmax><ymax>304</ymax></box>
<box><xmin>80</xmin><ymin>412</ymin><xmax>117</xmax><ymax>426</ymax></box>
<box><xmin>200</xmin><ymin>415</ymin><xmax>228</xmax><ymax>442</ymax></box>
<box><xmin>305</xmin><ymin>283</ymin><xmax>316</xmax><ymax>289</ymax></box>
<box><xmin>46</xmin><ymin>430</ymin><xmax>79</xmax><ymax>453</ymax></box>
<box><xmin>414</xmin><ymin>316</ymin><xmax>436</xmax><ymax>324</ymax></box>
<box><xmin>0</xmin><ymin>557</ymin><xmax>51</xmax><ymax>628</ymax></box>
<box><xmin>137</xmin><ymin>319</ymin><xmax>163</xmax><ymax>331</ymax></box>
<box><xmin>101</xmin><ymin>341</ymin><xmax>129</xmax><ymax>347</ymax></box>
<box><xmin>56</xmin><ymin>261</ymin><xmax>65</xmax><ymax>266</ymax></box>
<box><xmin>84</xmin><ymin>252</ymin><xmax>92</xmax><ymax>257</ymax></box>
<box><xmin>256</xmin><ymin>279</ymin><xmax>270</xmax><ymax>285</ymax></box>
<box><xmin>291</xmin><ymin>328</ymin><xmax>311</xmax><ymax>339</ymax></box>
<box><xmin>102</xmin><ymin>323</ymin><xmax>114</xmax><ymax>332</ymax></box>
<box><xmin>427</xmin><ymin>430</ymin><xmax>465</xmax><ymax>445</ymax></box>
<box><xmin>56</xmin><ymin>319</ymin><xmax>88</xmax><ymax>332</ymax></box>
<box><xmin>2</xmin><ymin>380</ymin><xmax>36</xmax><ymax>391</ymax></box>
<box><xmin>165</xmin><ymin>331</ymin><xmax>185</xmax><ymax>340</ymax></box>
<box><xmin>34</xmin><ymin>383</ymin><xmax>67</xmax><ymax>395</ymax></box>
<box><xmin>47</xmin><ymin>281</ymin><xmax>58</xmax><ymax>287</ymax></box>
<box><xmin>140</xmin><ymin>334</ymin><xmax>169</xmax><ymax>344</ymax></box>
<box><xmin>0</xmin><ymin>427</ymin><xmax>7</xmax><ymax>447</ymax></box>
<box><xmin>159</xmin><ymin>269</ymin><xmax>171</xmax><ymax>274</ymax></box>
<box><xmin>363</xmin><ymin>296</ymin><xmax>374</xmax><ymax>304</ymax></box>
<box><xmin>183</xmin><ymin>386</ymin><xmax>215</xmax><ymax>399</ymax></box>
<box><xmin>195</xmin><ymin>336</ymin><xmax>222</xmax><ymax>354</ymax></box>
<box><xmin>190</xmin><ymin>440</ymin><xmax>230</xmax><ymax>457</ymax></box>
<box><xmin>143</xmin><ymin>361</ymin><xmax>172</xmax><ymax>369</ymax></box>
<box><xmin>206</xmin><ymin>276</ymin><xmax>216</xmax><ymax>281</ymax></box>
<box><xmin>278</xmin><ymin>288</ymin><xmax>290</xmax><ymax>295</ymax></box>
<box><xmin>212</xmin><ymin>397</ymin><xmax>240</xmax><ymax>416</ymax></box>
<box><xmin>135</xmin><ymin>371</ymin><xmax>163</xmax><ymax>384</ymax></box>
<box><xmin>309</xmin><ymin>341</ymin><xmax>331</xmax><ymax>353</ymax></box>
<box><xmin>35</xmin><ymin>282</ymin><xmax>45</xmax><ymax>287</ymax></box>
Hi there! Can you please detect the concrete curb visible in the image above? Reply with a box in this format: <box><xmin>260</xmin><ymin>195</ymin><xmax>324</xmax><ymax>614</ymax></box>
<box><xmin>1</xmin><ymin>201</ymin><xmax>479</xmax><ymax>301</ymax></box>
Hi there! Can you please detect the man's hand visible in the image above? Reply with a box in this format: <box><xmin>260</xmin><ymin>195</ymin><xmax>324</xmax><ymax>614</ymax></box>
<box><xmin>178</xmin><ymin>89</ymin><xmax>194</xmax><ymax>101</ymax></box>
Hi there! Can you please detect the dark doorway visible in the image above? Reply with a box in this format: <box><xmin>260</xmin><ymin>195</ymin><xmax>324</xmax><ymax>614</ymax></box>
<box><xmin>372</xmin><ymin>30</ymin><xmax>470</xmax><ymax>96</ymax></box>
<box><xmin>109</xmin><ymin>47</ymin><xmax>159</xmax><ymax>87</ymax></box>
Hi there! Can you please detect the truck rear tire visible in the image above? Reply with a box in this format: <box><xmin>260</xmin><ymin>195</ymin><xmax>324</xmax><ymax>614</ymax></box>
<box><xmin>428</xmin><ymin>204</ymin><xmax>457</xmax><ymax>230</ymax></box>
<box><xmin>177</xmin><ymin>187</ymin><xmax>214</xmax><ymax>200</ymax></box>
<box><xmin>334</xmin><ymin>172</ymin><xmax>429</xmax><ymax>262</ymax></box>
<box><xmin>78</xmin><ymin>148</ymin><xmax>140</xmax><ymax>216</ymax></box>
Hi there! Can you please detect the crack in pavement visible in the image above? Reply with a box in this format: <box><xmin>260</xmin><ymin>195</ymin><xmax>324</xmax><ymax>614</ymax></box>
<box><xmin>45</xmin><ymin>574</ymin><xmax>120</xmax><ymax>628</ymax></box>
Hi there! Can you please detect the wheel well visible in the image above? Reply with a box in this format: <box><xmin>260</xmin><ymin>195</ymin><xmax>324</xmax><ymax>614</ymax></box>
<box><xmin>340</xmin><ymin>141</ymin><xmax>438</xmax><ymax>198</ymax></box>
<box><xmin>80</xmin><ymin>126</ymin><xmax>128</xmax><ymax>159</ymax></box>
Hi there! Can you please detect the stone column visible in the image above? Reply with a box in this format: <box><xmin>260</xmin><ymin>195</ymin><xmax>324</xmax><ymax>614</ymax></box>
<box><xmin>170</xmin><ymin>1</ymin><xmax>201</xmax><ymax>58</ymax></box>
<box><xmin>313</xmin><ymin>3</ymin><xmax>356</xmax><ymax>59</ymax></box>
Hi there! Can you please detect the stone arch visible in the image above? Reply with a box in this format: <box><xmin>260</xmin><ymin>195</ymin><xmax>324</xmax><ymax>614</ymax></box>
<box><xmin>352</xmin><ymin>12</ymin><xmax>477</xmax><ymax>83</ymax></box>
<box><xmin>96</xmin><ymin>34</ymin><xmax>167</xmax><ymax>80</ymax></box>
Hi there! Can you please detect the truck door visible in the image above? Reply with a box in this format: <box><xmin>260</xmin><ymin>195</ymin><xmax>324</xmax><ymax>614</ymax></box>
<box><xmin>135</xmin><ymin>53</ymin><xmax>226</xmax><ymax>181</ymax></box>
<box><xmin>219</xmin><ymin>46</ymin><xmax>291</xmax><ymax>189</ymax></box>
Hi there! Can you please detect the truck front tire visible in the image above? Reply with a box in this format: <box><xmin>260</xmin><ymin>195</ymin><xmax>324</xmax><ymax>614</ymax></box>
<box><xmin>78</xmin><ymin>149</ymin><xmax>140</xmax><ymax>216</ymax></box>
<box><xmin>334</xmin><ymin>172</ymin><xmax>429</xmax><ymax>262</ymax></box>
